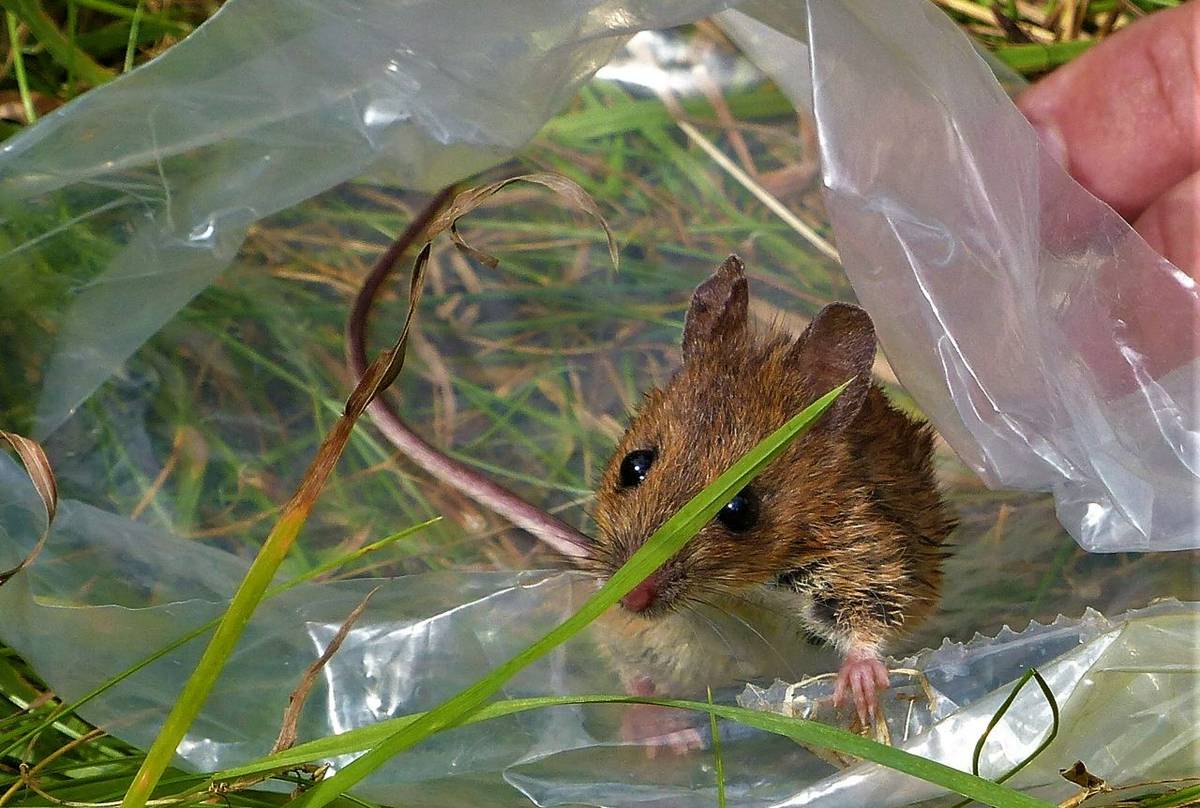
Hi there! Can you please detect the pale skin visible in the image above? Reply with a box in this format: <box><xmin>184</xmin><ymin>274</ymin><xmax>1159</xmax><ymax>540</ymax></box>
<box><xmin>1018</xmin><ymin>2</ymin><xmax>1199</xmax><ymax>379</ymax></box>
<box><xmin>833</xmin><ymin>646</ymin><xmax>890</xmax><ymax>726</ymax></box>
<box><xmin>1018</xmin><ymin>2</ymin><xmax>1197</xmax><ymax>257</ymax></box>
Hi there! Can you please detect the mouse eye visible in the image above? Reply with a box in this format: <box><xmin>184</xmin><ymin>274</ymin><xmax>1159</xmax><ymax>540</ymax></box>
<box><xmin>618</xmin><ymin>449</ymin><xmax>656</xmax><ymax>488</ymax></box>
<box><xmin>716</xmin><ymin>488</ymin><xmax>758</xmax><ymax>533</ymax></box>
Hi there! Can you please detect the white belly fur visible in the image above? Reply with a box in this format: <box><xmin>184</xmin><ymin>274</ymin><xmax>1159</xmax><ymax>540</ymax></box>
<box><xmin>592</xmin><ymin>584</ymin><xmax>839</xmax><ymax>696</ymax></box>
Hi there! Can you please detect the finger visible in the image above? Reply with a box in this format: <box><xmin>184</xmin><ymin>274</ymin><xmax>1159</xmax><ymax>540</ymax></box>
<box><xmin>1126</xmin><ymin>169</ymin><xmax>1200</xmax><ymax>381</ymax></box>
<box><xmin>833</xmin><ymin>675</ymin><xmax>847</xmax><ymax>707</ymax></box>
<box><xmin>852</xmin><ymin>673</ymin><xmax>869</xmax><ymax>726</ymax></box>
<box><xmin>1017</xmin><ymin>2</ymin><xmax>1199</xmax><ymax>219</ymax></box>
<box><xmin>873</xmin><ymin>661</ymin><xmax>890</xmax><ymax>690</ymax></box>
<box><xmin>1135</xmin><ymin>169</ymin><xmax>1200</xmax><ymax>276</ymax></box>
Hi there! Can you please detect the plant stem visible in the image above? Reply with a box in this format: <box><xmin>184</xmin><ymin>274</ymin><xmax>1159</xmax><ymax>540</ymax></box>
<box><xmin>4</xmin><ymin>12</ymin><xmax>35</xmax><ymax>124</ymax></box>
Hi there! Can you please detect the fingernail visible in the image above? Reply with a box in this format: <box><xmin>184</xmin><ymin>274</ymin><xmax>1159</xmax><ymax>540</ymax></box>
<box><xmin>1031</xmin><ymin>120</ymin><xmax>1069</xmax><ymax>169</ymax></box>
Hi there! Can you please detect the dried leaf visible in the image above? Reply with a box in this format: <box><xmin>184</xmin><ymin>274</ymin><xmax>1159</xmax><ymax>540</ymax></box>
<box><xmin>351</xmin><ymin>173</ymin><xmax>615</xmax><ymax>411</ymax></box>
<box><xmin>446</xmin><ymin>221</ymin><xmax>498</xmax><ymax>268</ymax></box>
<box><xmin>344</xmin><ymin>243</ymin><xmax>431</xmax><ymax>418</ymax></box>
<box><xmin>1058</xmin><ymin>761</ymin><xmax>1110</xmax><ymax>808</ymax></box>
<box><xmin>212</xmin><ymin>589</ymin><xmax>379</xmax><ymax>795</ymax></box>
<box><xmin>1060</xmin><ymin>761</ymin><xmax>1105</xmax><ymax>790</ymax></box>
<box><xmin>272</xmin><ymin>587</ymin><xmax>380</xmax><ymax>754</ymax></box>
<box><xmin>427</xmin><ymin>172</ymin><xmax>619</xmax><ymax>274</ymax></box>
<box><xmin>0</xmin><ymin>431</ymin><xmax>58</xmax><ymax>586</ymax></box>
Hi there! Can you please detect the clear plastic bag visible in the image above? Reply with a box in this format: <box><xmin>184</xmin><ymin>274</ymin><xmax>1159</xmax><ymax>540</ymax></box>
<box><xmin>1</xmin><ymin>0</ymin><xmax>1197</xmax><ymax>806</ymax></box>
<box><xmin>3</xmin><ymin>0</ymin><xmax>1193</xmax><ymax>552</ymax></box>
<box><xmin>5</xmin><ymin>456</ymin><xmax>1193</xmax><ymax>805</ymax></box>
<box><xmin>739</xmin><ymin>601</ymin><xmax>1199</xmax><ymax>807</ymax></box>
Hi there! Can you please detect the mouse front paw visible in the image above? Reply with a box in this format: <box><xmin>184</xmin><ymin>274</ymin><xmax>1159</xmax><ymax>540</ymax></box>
<box><xmin>620</xmin><ymin>703</ymin><xmax>705</xmax><ymax>758</ymax></box>
<box><xmin>620</xmin><ymin>675</ymin><xmax>705</xmax><ymax>757</ymax></box>
<box><xmin>832</xmin><ymin>648</ymin><xmax>890</xmax><ymax>726</ymax></box>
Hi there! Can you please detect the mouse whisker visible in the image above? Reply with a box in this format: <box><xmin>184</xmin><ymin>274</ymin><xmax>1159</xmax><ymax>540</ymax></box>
<box><xmin>709</xmin><ymin>588</ymin><xmax>803</xmax><ymax>625</ymax></box>
<box><xmin>689</xmin><ymin>596</ymin><xmax>800</xmax><ymax>682</ymax></box>
<box><xmin>679</xmin><ymin>600</ymin><xmax>746</xmax><ymax>673</ymax></box>
<box><xmin>691</xmin><ymin>593</ymin><xmax>801</xmax><ymax>681</ymax></box>
<box><xmin>573</xmin><ymin>562</ymin><xmax>605</xmax><ymax>578</ymax></box>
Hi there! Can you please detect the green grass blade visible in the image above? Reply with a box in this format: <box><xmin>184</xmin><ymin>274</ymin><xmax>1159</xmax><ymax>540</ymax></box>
<box><xmin>288</xmin><ymin>383</ymin><xmax>848</xmax><ymax>808</ymax></box>
<box><xmin>121</xmin><ymin>285</ymin><xmax>435</xmax><ymax>808</ymax></box>
<box><xmin>708</xmin><ymin>687</ymin><xmax>726</xmax><ymax>808</ymax></box>
<box><xmin>951</xmin><ymin>667</ymin><xmax>1060</xmax><ymax>808</ymax></box>
<box><xmin>121</xmin><ymin>0</ymin><xmax>144</xmax><ymax>73</ymax></box>
<box><xmin>67</xmin><ymin>0</ymin><xmax>191</xmax><ymax>30</ymax></box>
<box><xmin>993</xmin><ymin>40</ymin><xmax>1093</xmax><ymax>74</ymax></box>
<box><xmin>4</xmin><ymin>12</ymin><xmax>35</xmax><ymax>124</ymax></box>
<box><xmin>1138</xmin><ymin>783</ymin><xmax>1200</xmax><ymax>808</ymax></box>
<box><xmin>0</xmin><ymin>0</ymin><xmax>114</xmax><ymax>86</ymax></box>
<box><xmin>213</xmin><ymin>693</ymin><xmax>1051</xmax><ymax>808</ymax></box>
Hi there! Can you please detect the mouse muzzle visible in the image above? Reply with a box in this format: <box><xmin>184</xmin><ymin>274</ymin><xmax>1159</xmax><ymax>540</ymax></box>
<box><xmin>618</xmin><ymin>564</ymin><xmax>687</xmax><ymax>616</ymax></box>
<box><xmin>620</xmin><ymin>571</ymin><xmax>664</xmax><ymax>612</ymax></box>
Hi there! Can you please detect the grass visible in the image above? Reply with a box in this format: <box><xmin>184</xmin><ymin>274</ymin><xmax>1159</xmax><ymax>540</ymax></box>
<box><xmin>1</xmin><ymin>2</ymin><xmax>1197</xmax><ymax>808</ymax></box>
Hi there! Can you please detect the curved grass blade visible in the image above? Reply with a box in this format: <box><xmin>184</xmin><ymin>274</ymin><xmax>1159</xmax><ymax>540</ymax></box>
<box><xmin>950</xmin><ymin>667</ymin><xmax>1060</xmax><ymax>808</ymax></box>
<box><xmin>0</xmin><ymin>430</ymin><xmax>58</xmax><ymax>586</ymax></box>
<box><xmin>211</xmin><ymin>692</ymin><xmax>1051</xmax><ymax>808</ymax></box>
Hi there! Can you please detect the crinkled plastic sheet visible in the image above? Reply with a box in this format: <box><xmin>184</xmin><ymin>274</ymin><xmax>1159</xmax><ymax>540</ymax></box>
<box><xmin>1</xmin><ymin>0</ymin><xmax>1194</xmax><ymax>552</ymax></box>
<box><xmin>3</xmin><ymin>458</ymin><xmax>1195</xmax><ymax>806</ymax></box>
<box><xmin>739</xmin><ymin>601</ymin><xmax>1200</xmax><ymax>807</ymax></box>
<box><xmin>0</xmin><ymin>454</ymin><xmax>842</xmax><ymax>806</ymax></box>
<box><xmin>1</xmin><ymin>0</ymin><xmax>1198</xmax><ymax>806</ymax></box>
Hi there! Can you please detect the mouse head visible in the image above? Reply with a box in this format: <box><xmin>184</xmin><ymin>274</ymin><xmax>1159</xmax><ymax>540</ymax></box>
<box><xmin>590</xmin><ymin>255</ymin><xmax>878</xmax><ymax>617</ymax></box>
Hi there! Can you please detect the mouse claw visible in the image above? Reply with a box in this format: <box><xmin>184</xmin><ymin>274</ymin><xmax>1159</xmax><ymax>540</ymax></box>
<box><xmin>833</xmin><ymin>650</ymin><xmax>890</xmax><ymax>727</ymax></box>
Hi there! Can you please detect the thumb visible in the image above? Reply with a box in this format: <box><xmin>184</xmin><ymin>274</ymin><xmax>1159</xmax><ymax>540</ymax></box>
<box><xmin>1017</xmin><ymin>2</ymin><xmax>1199</xmax><ymax>221</ymax></box>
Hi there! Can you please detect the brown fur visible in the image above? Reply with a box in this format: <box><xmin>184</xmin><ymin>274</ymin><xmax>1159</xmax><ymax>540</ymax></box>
<box><xmin>589</xmin><ymin>256</ymin><xmax>957</xmax><ymax>680</ymax></box>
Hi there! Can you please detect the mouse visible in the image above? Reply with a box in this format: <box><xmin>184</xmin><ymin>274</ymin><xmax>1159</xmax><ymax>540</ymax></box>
<box><xmin>588</xmin><ymin>254</ymin><xmax>957</xmax><ymax>727</ymax></box>
<box><xmin>347</xmin><ymin>196</ymin><xmax>956</xmax><ymax>739</ymax></box>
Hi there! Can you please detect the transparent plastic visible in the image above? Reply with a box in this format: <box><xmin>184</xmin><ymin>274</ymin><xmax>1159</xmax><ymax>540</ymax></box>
<box><xmin>740</xmin><ymin>601</ymin><xmax>1199</xmax><ymax>807</ymax></box>
<box><xmin>3</xmin><ymin>459</ymin><xmax>1194</xmax><ymax>805</ymax></box>
<box><xmin>1</xmin><ymin>0</ymin><xmax>1197</xmax><ymax>806</ymax></box>
<box><xmin>2</xmin><ymin>0</ymin><xmax>1192</xmax><ymax>552</ymax></box>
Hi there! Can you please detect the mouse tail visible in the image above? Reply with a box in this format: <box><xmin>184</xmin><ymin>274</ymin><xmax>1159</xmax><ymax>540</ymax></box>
<box><xmin>345</xmin><ymin>186</ymin><xmax>593</xmax><ymax>560</ymax></box>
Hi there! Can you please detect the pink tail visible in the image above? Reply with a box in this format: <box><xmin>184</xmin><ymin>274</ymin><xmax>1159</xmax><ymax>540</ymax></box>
<box><xmin>345</xmin><ymin>188</ymin><xmax>592</xmax><ymax>560</ymax></box>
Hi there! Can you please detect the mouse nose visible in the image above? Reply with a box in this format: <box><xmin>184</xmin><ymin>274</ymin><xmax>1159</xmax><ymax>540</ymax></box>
<box><xmin>620</xmin><ymin>575</ymin><xmax>660</xmax><ymax>612</ymax></box>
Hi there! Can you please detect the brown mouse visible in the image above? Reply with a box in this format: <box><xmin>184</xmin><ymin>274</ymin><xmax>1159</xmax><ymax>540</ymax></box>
<box><xmin>349</xmin><ymin>201</ymin><xmax>956</xmax><ymax>733</ymax></box>
<box><xmin>588</xmin><ymin>254</ymin><xmax>956</xmax><ymax>725</ymax></box>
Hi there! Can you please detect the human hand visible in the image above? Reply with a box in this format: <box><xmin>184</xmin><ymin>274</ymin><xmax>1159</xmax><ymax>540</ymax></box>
<box><xmin>1018</xmin><ymin>3</ymin><xmax>1197</xmax><ymax>390</ymax></box>
<box><xmin>1018</xmin><ymin>2</ymin><xmax>1197</xmax><ymax>275</ymax></box>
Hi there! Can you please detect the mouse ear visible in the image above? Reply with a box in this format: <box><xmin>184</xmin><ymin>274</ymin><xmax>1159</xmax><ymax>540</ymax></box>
<box><xmin>682</xmin><ymin>255</ymin><xmax>748</xmax><ymax>363</ymax></box>
<box><xmin>787</xmin><ymin>303</ymin><xmax>877</xmax><ymax>431</ymax></box>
